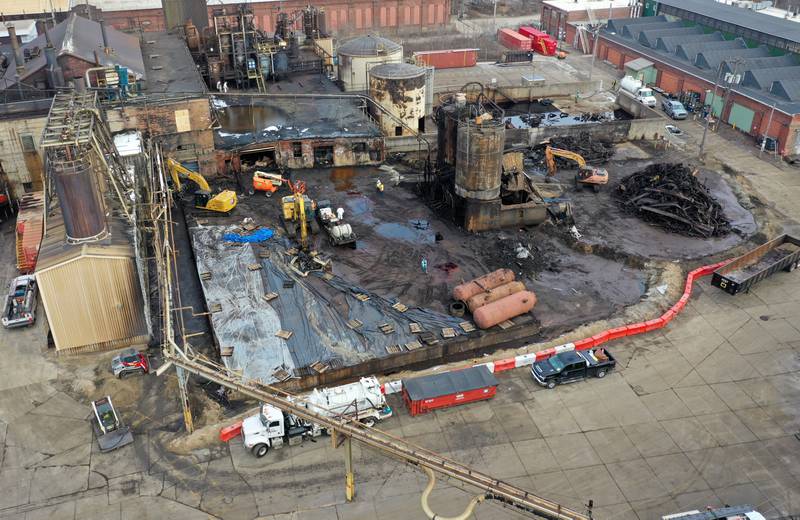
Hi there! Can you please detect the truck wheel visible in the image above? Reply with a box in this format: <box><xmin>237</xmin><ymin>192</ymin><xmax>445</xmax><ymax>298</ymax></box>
<box><xmin>593</xmin><ymin>184</ymin><xmax>601</xmax><ymax>193</ymax></box>
<box><xmin>596</xmin><ymin>369</ymin><xmax>607</xmax><ymax>379</ymax></box>
<box><xmin>361</xmin><ymin>417</ymin><xmax>376</xmax><ymax>428</ymax></box>
<box><xmin>252</xmin><ymin>444</ymin><xmax>269</xmax><ymax>458</ymax></box>
<box><xmin>786</xmin><ymin>261</ymin><xmax>798</xmax><ymax>272</ymax></box>
<box><xmin>546</xmin><ymin>380</ymin><xmax>557</xmax><ymax>389</ymax></box>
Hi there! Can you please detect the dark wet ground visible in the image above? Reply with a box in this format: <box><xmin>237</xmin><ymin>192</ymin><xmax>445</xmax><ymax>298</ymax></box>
<box><xmin>543</xmin><ymin>145</ymin><xmax>758</xmax><ymax>260</ymax></box>
<box><xmin>194</xmin><ymin>166</ymin><xmax>648</xmax><ymax>331</ymax></box>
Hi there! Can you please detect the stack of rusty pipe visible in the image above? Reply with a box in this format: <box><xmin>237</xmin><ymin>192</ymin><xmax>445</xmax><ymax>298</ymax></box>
<box><xmin>452</xmin><ymin>269</ymin><xmax>537</xmax><ymax>329</ymax></box>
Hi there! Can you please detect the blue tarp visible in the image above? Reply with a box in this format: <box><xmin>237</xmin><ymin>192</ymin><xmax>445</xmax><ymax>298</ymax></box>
<box><xmin>222</xmin><ymin>228</ymin><xmax>274</xmax><ymax>243</ymax></box>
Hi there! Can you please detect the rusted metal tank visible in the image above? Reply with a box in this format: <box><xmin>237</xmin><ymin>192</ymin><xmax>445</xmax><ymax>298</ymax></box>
<box><xmin>473</xmin><ymin>291</ymin><xmax>537</xmax><ymax>330</ymax></box>
<box><xmin>466</xmin><ymin>281</ymin><xmax>525</xmax><ymax>312</ymax></box>
<box><xmin>454</xmin><ymin>117</ymin><xmax>505</xmax><ymax>201</ymax></box>
<box><xmin>51</xmin><ymin>157</ymin><xmax>107</xmax><ymax>242</ymax></box>
<box><xmin>452</xmin><ymin>268</ymin><xmax>515</xmax><ymax>302</ymax></box>
<box><xmin>368</xmin><ymin>63</ymin><xmax>426</xmax><ymax>137</ymax></box>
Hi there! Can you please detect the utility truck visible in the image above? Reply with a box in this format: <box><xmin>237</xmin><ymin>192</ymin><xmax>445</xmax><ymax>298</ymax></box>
<box><xmin>619</xmin><ymin>76</ymin><xmax>657</xmax><ymax>107</ymax></box>
<box><xmin>242</xmin><ymin>376</ymin><xmax>392</xmax><ymax>457</ymax></box>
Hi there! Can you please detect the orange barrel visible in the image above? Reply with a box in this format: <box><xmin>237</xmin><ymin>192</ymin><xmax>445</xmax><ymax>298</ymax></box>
<box><xmin>466</xmin><ymin>281</ymin><xmax>525</xmax><ymax>312</ymax></box>
<box><xmin>473</xmin><ymin>291</ymin><xmax>537</xmax><ymax>329</ymax></box>
<box><xmin>452</xmin><ymin>268</ymin><xmax>515</xmax><ymax>302</ymax></box>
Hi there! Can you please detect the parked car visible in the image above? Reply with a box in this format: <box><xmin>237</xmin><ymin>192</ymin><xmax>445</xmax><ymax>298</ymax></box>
<box><xmin>758</xmin><ymin>135</ymin><xmax>777</xmax><ymax>152</ymax></box>
<box><xmin>661</xmin><ymin>99</ymin><xmax>688</xmax><ymax>119</ymax></box>
<box><xmin>2</xmin><ymin>275</ymin><xmax>37</xmax><ymax>328</ymax></box>
<box><xmin>111</xmin><ymin>348</ymin><xmax>150</xmax><ymax>378</ymax></box>
<box><xmin>530</xmin><ymin>348</ymin><xmax>616</xmax><ymax>389</ymax></box>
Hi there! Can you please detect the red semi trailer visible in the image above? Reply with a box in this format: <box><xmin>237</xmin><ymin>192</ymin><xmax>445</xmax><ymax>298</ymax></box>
<box><xmin>402</xmin><ymin>366</ymin><xmax>498</xmax><ymax>416</ymax></box>
<box><xmin>518</xmin><ymin>26</ymin><xmax>557</xmax><ymax>56</ymax></box>
<box><xmin>497</xmin><ymin>28</ymin><xmax>532</xmax><ymax>51</ymax></box>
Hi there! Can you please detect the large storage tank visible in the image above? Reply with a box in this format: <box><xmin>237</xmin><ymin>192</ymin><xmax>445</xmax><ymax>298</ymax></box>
<box><xmin>473</xmin><ymin>291</ymin><xmax>537</xmax><ymax>329</ymax></box>
<box><xmin>452</xmin><ymin>268</ymin><xmax>515</xmax><ymax>301</ymax></box>
<box><xmin>51</xmin><ymin>157</ymin><xmax>107</xmax><ymax>242</ymax></box>
<box><xmin>454</xmin><ymin>118</ymin><xmax>505</xmax><ymax>201</ymax></box>
<box><xmin>369</xmin><ymin>63</ymin><xmax>426</xmax><ymax>137</ymax></box>
<box><xmin>337</xmin><ymin>35</ymin><xmax>402</xmax><ymax>92</ymax></box>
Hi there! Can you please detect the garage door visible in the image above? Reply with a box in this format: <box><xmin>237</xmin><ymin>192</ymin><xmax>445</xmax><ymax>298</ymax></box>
<box><xmin>658</xmin><ymin>71</ymin><xmax>681</xmax><ymax>94</ymax></box>
<box><xmin>606</xmin><ymin>48</ymin><xmax>622</xmax><ymax>68</ymax></box>
<box><xmin>728</xmin><ymin>103</ymin><xmax>755</xmax><ymax>133</ymax></box>
<box><xmin>705</xmin><ymin>92</ymin><xmax>724</xmax><ymax>117</ymax></box>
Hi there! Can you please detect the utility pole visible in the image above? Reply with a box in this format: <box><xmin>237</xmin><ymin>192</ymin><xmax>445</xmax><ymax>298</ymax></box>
<box><xmin>760</xmin><ymin>101</ymin><xmax>777</xmax><ymax>157</ymax></box>
<box><xmin>699</xmin><ymin>60</ymin><xmax>725</xmax><ymax>161</ymax></box>
<box><xmin>589</xmin><ymin>3</ymin><xmax>613</xmax><ymax>82</ymax></box>
<box><xmin>718</xmin><ymin>56</ymin><xmax>744</xmax><ymax>131</ymax></box>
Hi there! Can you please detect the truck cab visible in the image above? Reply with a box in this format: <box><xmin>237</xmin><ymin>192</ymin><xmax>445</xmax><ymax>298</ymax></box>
<box><xmin>242</xmin><ymin>404</ymin><xmax>317</xmax><ymax>457</ymax></box>
<box><xmin>531</xmin><ymin>348</ymin><xmax>616</xmax><ymax>389</ymax></box>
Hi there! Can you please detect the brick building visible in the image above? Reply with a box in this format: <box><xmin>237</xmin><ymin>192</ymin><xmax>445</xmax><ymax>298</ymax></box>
<box><xmin>88</xmin><ymin>0</ymin><xmax>451</xmax><ymax>35</ymax></box>
<box><xmin>596</xmin><ymin>0</ymin><xmax>800</xmax><ymax>156</ymax></box>
<box><xmin>540</xmin><ymin>0</ymin><xmax>637</xmax><ymax>41</ymax></box>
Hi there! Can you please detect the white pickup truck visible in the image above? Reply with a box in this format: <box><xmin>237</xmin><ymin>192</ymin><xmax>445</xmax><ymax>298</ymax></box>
<box><xmin>242</xmin><ymin>376</ymin><xmax>392</xmax><ymax>457</ymax></box>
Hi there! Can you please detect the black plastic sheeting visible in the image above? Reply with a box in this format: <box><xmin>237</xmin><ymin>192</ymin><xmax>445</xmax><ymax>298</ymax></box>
<box><xmin>403</xmin><ymin>366</ymin><xmax>498</xmax><ymax>401</ymax></box>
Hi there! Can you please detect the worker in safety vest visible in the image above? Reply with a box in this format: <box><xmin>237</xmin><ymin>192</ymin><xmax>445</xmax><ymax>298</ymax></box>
<box><xmin>376</xmin><ymin>179</ymin><xmax>384</xmax><ymax>193</ymax></box>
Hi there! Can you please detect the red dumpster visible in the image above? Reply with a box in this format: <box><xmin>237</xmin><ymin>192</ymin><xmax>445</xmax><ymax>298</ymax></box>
<box><xmin>518</xmin><ymin>26</ymin><xmax>557</xmax><ymax>56</ymax></box>
<box><xmin>402</xmin><ymin>366</ymin><xmax>498</xmax><ymax>416</ymax></box>
<box><xmin>497</xmin><ymin>28</ymin><xmax>532</xmax><ymax>51</ymax></box>
<box><xmin>413</xmin><ymin>49</ymin><xmax>479</xmax><ymax>69</ymax></box>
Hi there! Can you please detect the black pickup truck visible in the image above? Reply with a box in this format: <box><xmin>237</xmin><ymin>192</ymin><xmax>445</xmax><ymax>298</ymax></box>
<box><xmin>530</xmin><ymin>348</ymin><xmax>616</xmax><ymax>389</ymax></box>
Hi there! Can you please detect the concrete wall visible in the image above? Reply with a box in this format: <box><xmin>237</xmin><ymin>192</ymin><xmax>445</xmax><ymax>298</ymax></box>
<box><xmin>384</xmin><ymin>132</ymin><xmax>436</xmax><ymax>153</ymax></box>
<box><xmin>527</xmin><ymin>116</ymin><xmax>665</xmax><ymax>144</ymax></box>
<box><xmin>0</xmin><ymin>114</ymin><xmax>47</xmax><ymax>199</ymax></box>
<box><xmin>482</xmin><ymin>80</ymin><xmax>603</xmax><ymax>104</ymax></box>
<box><xmin>100</xmin><ymin>0</ymin><xmax>451</xmax><ymax>34</ymax></box>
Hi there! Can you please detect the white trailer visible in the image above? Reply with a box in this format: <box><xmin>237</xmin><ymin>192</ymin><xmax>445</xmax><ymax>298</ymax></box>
<box><xmin>242</xmin><ymin>376</ymin><xmax>392</xmax><ymax>457</ymax></box>
<box><xmin>619</xmin><ymin>75</ymin><xmax>657</xmax><ymax>107</ymax></box>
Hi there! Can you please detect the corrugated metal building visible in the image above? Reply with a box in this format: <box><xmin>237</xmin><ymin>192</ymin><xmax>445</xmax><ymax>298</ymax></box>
<box><xmin>36</xmin><ymin>212</ymin><xmax>149</xmax><ymax>353</ymax></box>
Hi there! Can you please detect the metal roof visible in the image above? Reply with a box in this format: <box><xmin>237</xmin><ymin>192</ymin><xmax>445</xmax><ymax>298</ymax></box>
<box><xmin>0</xmin><ymin>14</ymin><xmax>145</xmax><ymax>90</ymax></box>
<box><xmin>402</xmin><ymin>366</ymin><xmax>498</xmax><ymax>401</ymax></box>
<box><xmin>622</xmin><ymin>20</ymin><xmax>684</xmax><ymax>40</ymax></box>
<box><xmin>656</xmin><ymin>0</ymin><xmax>800</xmax><ymax>44</ymax></box>
<box><xmin>744</xmin><ymin>66</ymin><xmax>800</xmax><ymax>90</ymax></box>
<box><xmin>369</xmin><ymin>62</ymin><xmax>425</xmax><ymax>80</ymax></box>
<box><xmin>694</xmin><ymin>46</ymin><xmax>770</xmax><ymax>70</ymax></box>
<box><xmin>771</xmin><ymin>79</ymin><xmax>800</xmax><ymax>101</ymax></box>
<box><xmin>656</xmin><ymin>32</ymin><xmax>723</xmax><ymax>54</ymax></box>
<box><xmin>605</xmin><ymin>15</ymin><xmax>667</xmax><ymax>35</ymax></box>
<box><xmin>722</xmin><ymin>54</ymin><xmax>797</xmax><ymax>75</ymax></box>
<box><xmin>674</xmin><ymin>38</ymin><xmax>745</xmax><ymax>63</ymax></box>
<box><xmin>337</xmin><ymin>35</ymin><xmax>402</xmax><ymax>57</ymax></box>
<box><xmin>624</xmin><ymin>57</ymin><xmax>653</xmax><ymax>71</ymax></box>
<box><xmin>638</xmin><ymin>26</ymin><xmax>703</xmax><ymax>48</ymax></box>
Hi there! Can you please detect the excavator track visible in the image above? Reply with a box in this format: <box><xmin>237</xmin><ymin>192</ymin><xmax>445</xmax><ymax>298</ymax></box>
<box><xmin>167</xmin><ymin>353</ymin><xmax>591</xmax><ymax>520</ymax></box>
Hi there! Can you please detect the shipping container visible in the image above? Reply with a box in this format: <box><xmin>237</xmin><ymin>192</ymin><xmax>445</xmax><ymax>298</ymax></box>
<box><xmin>15</xmin><ymin>191</ymin><xmax>44</xmax><ymax>273</ymax></box>
<box><xmin>497</xmin><ymin>28</ymin><xmax>532</xmax><ymax>51</ymax></box>
<box><xmin>412</xmin><ymin>48</ymin><xmax>479</xmax><ymax>69</ymax></box>
<box><xmin>519</xmin><ymin>26</ymin><xmax>557</xmax><ymax>56</ymax></box>
<box><xmin>711</xmin><ymin>234</ymin><xmax>800</xmax><ymax>295</ymax></box>
<box><xmin>402</xmin><ymin>366</ymin><xmax>498</xmax><ymax>416</ymax></box>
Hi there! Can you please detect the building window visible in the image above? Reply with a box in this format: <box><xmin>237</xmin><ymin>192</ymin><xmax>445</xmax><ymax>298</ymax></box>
<box><xmin>353</xmin><ymin>142</ymin><xmax>366</xmax><ymax>153</ymax></box>
<box><xmin>293</xmin><ymin>142</ymin><xmax>303</xmax><ymax>158</ymax></box>
<box><xmin>19</xmin><ymin>134</ymin><xmax>35</xmax><ymax>152</ymax></box>
<box><xmin>395</xmin><ymin>126</ymin><xmax>403</xmax><ymax>136</ymax></box>
<box><xmin>23</xmin><ymin>182</ymin><xmax>33</xmax><ymax>192</ymax></box>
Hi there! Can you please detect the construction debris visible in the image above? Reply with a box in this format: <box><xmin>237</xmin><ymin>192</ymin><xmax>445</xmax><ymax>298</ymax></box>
<box><xmin>615</xmin><ymin>163</ymin><xmax>731</xmax><ymax>238</ymax></box>
<box><xmin>276</xmin><ymin>330</ymin><xmax>294</xmax><ymax>340</ymax></box>
<box><xmin>262</xmin><ymin>292</ymin><xmax>278</xmax><ymax>302</ymax></box>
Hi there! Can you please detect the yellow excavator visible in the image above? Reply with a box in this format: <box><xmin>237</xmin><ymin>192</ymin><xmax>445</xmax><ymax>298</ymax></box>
<box><xmin>280</xmin><ymin>179</ymin><xmax>327</xmax><ymax>276</ymax></box>
<box><xmin>544</xmin><ymin>146</ymin><xmax>609</xmax><ymax>192</ymax></box>
<box><xmin>166</xmin><ymin>158</ymin><xmax>238</xmax><ymax>213</ymax></box>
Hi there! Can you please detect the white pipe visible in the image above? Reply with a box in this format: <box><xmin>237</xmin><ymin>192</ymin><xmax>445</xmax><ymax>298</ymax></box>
<box><xmin>420</xmin><ymin>466</ymin><xmax>485</xmax><ymax>520</ymax></box>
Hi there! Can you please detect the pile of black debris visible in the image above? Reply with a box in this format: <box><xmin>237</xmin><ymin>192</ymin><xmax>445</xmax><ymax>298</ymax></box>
<box><xmin>615</xmin><ymin>163</ymin><xmax>731</xmax><ymax>238</ymax></box>
<box><xmin>548</xmin><ymin>133</ymin><xmax>615</xmax><ymax>163</ymax></box>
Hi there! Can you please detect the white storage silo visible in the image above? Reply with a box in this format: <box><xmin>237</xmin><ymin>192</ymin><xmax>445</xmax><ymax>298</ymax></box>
<box><xmin>336</xmin><ymin>35</ymin><xmax>402</xmax><ymax>92</ymax></box>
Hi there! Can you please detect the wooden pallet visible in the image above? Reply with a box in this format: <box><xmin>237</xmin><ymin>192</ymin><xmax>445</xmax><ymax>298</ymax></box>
<box><xmin>209</xmin><ymin>303</ymin><xmax>222</xmax><ymax>313</ymax></box>
<box><xmin>405</xmin><ymin>340</ymin><xmax>422</xmax><ymax>351</ymax></box>
<box><xmin>385</xmin><ymin>344</ymin><xmax>403</xmax><ymax>354</ymax></box>
<box><xmin>355</xmin><ymin>293</ymin><xmax>370</xmax><ymax>302</ymax></box>
<box><xmin>459</xmin><ymin>321</ymin><xmax>476</xmax><ymax>333</ymax></box>
<box><xmin>419</xmin><ymin>331</ymin><xmax>439</xmax><ymax>345</ymax></box>
<box><xmin>379</xmin><ymin>323</ymin><xmax>396</xmax><ymax>334</ymax></box>
<box><xmin>275</xmin><ymin>330</ymin><xmax>293</xmax><ymax>340</ymax></box>
<box><xmin>309</xmin><ymin>361</ymin><xmax>329</xmax><ymax>373</ymax></box>
<box><xmin>220</xmin><ymin>346</ymin><xmax>234</xmax><ymax>357</ymax></box>
<box><xmin>247</xmin><ymin>263</ymin><xmax>263</xmax><ymax>271</ymax></box>
<box><xmin>272</xmin><ymin>368</ymin><xmax>292</xmax><ymax>382</ymax></box>
<box><xmin>497</xmin><ymin>319</ymin><xmax>515</xmax><ymax>330</ymax></box>
<box><xmin>258</xmin><ymin>250</ymin><xmax>271</xmax><ymax>259</ymax></box>
<box><xmin>200</xmin><ymin>272</ymin><xmax>212</xmax><ymax>281</ymax></box>
<box><xmin>409</xmin><ymin>323</ymin><xmax>423</xmax><ymax>333</ymax></box>
<box><xmin>391</xmin><ymin>302</ymin><xmax>408</xmax><ymax>312</ymax></box>
<box><xmin>346</xmin><ymin>319</ymin><xmax>363</xmax><ymax>330</ymax></box>
<box><xmin>262</xmin><ymin>292</ymin><xmax>278</xmax><ymax>302</ymax></box>
<box><xmin>441</xmin><ymin>327</ymin><xmax>457</xmax><ymax>338</ymax></box>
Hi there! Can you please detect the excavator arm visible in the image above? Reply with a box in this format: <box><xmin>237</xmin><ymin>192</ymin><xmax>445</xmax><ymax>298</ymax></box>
<box><xmin>545</xmin><ymin>146</ymin><xmax>587</xmax><ymax>177</ymax></box>
<box><xmin>166</xmin><ymin>158</ymin><xmax>211</xmax><ymax>192</ymax></box>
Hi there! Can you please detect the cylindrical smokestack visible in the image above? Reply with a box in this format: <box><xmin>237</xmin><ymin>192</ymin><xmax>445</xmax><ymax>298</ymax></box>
<box><xmin>44</xmin><ymin>45</ymin><xmax>64</xmax><ymax>89</ymax></box>
<box><xmin>35</xmin><ymin>19</ymin><xmax>46</xmax><ymax>37</ymax></box>
<box><xmin>6</xmin><ymin>24</ymin><xmax>24</xmax><ymax>75</ymax></box>
<box><xmin>99</xmin><ymin>19</ymin><xmax>109</xmax><ymax>53</ymax></box>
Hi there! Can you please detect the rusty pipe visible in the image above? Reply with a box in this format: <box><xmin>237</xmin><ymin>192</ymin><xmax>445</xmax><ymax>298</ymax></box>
<box><xmin>421</xmin><ymin>466</ymin><xmax>485</xmax><ymax>520</ymax></box>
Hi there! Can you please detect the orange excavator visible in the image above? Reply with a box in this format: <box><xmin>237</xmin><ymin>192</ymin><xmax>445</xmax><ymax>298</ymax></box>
<box><xmin>544</xmin><ymin>146</ymin><xmax>609</xmax><ymax>192</ymax></box>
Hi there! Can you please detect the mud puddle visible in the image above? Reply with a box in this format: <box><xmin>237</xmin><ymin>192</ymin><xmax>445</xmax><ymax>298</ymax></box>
<box><xmin>217</xmin><ymin>105</ymin><xmax>289</xmax><ymax>133</ymax></box>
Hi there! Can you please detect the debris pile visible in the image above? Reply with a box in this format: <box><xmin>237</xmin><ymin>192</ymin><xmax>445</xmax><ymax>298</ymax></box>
<box><xmin>548</xmin><ymin>133</ymin><xmax>615</xmax><ymax>163</ymax></box>
<box><xmin>615</xmin><ymin>163</ymin><xmax>731</xmax><ymax>238</ymax></box>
